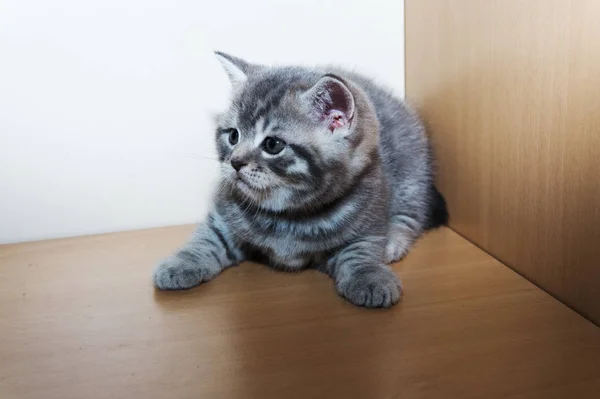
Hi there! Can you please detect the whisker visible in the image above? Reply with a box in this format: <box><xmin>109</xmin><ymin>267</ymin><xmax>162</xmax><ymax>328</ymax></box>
<box><xmin>186</xmin><ymin>153</ymin><xmax>221</xmax><ymax>162</ymax></box>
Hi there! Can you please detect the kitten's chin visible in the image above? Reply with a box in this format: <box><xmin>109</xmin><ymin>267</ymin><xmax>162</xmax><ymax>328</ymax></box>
<box><xmin>233</xmin><ymin>180</ymin><xmax>294</xmax><ymax>212</ymax></box>
<box><xmin>234</xmin><ymin>178</ymin><xmax>269</xmax><ymax>202</ymax></box>
<box><xmin>235</xmin><ymin>178</ymin><xmax>254</xmax><ymax>193</ymax></box>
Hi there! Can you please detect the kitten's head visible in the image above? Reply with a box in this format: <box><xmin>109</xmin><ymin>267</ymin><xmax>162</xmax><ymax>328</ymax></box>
<box><xmin>214</xmin><ymin>52</ymin><xmax>379</xmax><ymax>212</ymax></box>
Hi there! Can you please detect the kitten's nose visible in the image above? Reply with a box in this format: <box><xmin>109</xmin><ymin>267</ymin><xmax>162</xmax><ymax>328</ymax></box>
<box><xmin>230</xmin><ymin>158</ymin><xmax>247</xmax><ymax>172</ymax></box>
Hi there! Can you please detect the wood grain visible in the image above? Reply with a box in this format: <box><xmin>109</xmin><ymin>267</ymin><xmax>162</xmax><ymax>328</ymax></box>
<box><xmin>405</xmin><ymin>0</ymin><xmax>600</xmax><ymax>323</ymax></box>
<box><xmin>1</xmin><ymin>226</ymin><xmax>599</xmax><ymax>398</ymax></box>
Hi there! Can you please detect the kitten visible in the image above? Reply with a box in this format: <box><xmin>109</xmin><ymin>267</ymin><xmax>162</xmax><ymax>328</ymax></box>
<box><xmin>153</xmin><ymin>52</ymin><xmax>448</xmax><ymax>308</ymax></box>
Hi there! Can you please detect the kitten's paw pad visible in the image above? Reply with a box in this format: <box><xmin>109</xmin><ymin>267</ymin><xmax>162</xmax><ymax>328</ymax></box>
<box><xmin>338</xmin><ymin>267</ymin><xmax>402</xmax><ymax>308</ymax></box>
<box><xmin>384</xmin><ymin>240</ymin><xmax>410</xmax><ymax>263</ymax></box>
<box><xmin>153</xmin><ymin>256</ymin><xmax>212</xmax><ymax>290</ymax></box>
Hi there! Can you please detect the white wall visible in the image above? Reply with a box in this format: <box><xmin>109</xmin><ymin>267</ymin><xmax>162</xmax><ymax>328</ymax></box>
<box><xmin>0</xmin><ymin>0</ymin><xmax>405</xmax><ymax>244</ymax></box>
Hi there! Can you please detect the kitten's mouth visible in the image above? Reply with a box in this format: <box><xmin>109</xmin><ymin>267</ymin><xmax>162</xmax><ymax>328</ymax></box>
<box><xmin>236</xmin><ymin>178</ymin><xmax>254</xmax><ymax>191</ymax></box>
<box><xmin>235</xmin><ymin>176</ymin><xmax>265</xmax><ymax>194</ymax></box>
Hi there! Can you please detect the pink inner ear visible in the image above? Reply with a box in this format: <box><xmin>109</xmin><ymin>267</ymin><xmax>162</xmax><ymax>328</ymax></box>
<box><xmin>327</xmin><ymin>110</ymin><xmax>347</xmax><ymax>132</ymax></box>
<box><xmin>310</xmin><ymin>76</ymin><xmax>355</xmax><ymax>132</ymax></box>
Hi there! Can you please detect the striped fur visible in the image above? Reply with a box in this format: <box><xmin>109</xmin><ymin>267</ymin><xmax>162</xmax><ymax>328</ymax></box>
<box><xmin>153</xmin><ymin>53</ymin><xmax>448</xmax><ymax>308</ymax></box>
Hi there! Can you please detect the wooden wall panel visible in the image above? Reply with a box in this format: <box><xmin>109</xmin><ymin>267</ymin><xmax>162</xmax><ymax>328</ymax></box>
<box><xmin>405</xmin><ymin>0</ymin><xmax>600</xmax><ymax>323</ymax></box>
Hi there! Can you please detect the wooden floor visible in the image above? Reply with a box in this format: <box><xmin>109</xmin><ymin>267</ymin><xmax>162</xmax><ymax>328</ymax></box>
<box><xmin>1</xmin><ymin>227</ymin><xmax>599</xmax><ymax>399</ymax></box>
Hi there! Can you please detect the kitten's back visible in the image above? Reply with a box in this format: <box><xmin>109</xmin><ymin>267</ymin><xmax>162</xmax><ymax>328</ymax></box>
<box><xmin>330</xmin><ymin>68</ymin><xmax>448</xmax><ymax>229</ymax></box>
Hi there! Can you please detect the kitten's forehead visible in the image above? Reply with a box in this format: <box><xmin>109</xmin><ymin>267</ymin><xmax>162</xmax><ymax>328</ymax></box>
<box><xmin>229</xmin><ymin>68</ymin><xmax>317</xmax><ymax>131</ymax></box>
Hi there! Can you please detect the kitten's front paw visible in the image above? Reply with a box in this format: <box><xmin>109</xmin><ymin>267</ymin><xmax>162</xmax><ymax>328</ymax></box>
<box><xmin>153</xmin><ymin>255</ymin><xmax>214</xmax><ymax>290</ymax></box>
<box><xmin>337</xmin><ymin>266</ymin><xmax>402</xmax><ymax>308</ymax></box>
<box><xmin>384</xmin><ymin>240</ymin><xmax>410</xmax><ymax>263</ymax></box>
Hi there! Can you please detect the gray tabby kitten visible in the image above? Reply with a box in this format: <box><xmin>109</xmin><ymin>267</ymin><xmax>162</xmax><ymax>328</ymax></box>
<box><xmin>153</xmin><ymin>52</ymin><xmax>447</xmax><ymax>308</ymax></box>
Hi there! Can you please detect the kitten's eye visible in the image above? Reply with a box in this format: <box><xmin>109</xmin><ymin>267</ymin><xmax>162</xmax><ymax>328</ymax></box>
<box><xmin>261</xmin><ymin>137</ymin><xmax>286</xmax><ymax>155</ymax></box>
<box><xmin>228</xmin><ymin>129</ymin><xmax>239</xmax><ymax>145</ymax></box>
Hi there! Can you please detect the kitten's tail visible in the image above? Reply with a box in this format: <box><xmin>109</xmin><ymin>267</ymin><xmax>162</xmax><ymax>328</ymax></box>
<box><xmin>425</xmin><ymin>186</ymin><xmax>449</xmax><ymax>229</ymax></box>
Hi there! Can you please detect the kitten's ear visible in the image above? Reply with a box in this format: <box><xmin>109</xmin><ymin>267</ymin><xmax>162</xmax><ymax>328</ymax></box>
<box><xmin>214</xmin><ymin>51</ymin><xmax>255</xmax><ymax>88</ymax></box>
<box><xmin>302</xmin><ymin>74</ymin><xmax>355</xmax><ymax>132</ymax></box>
